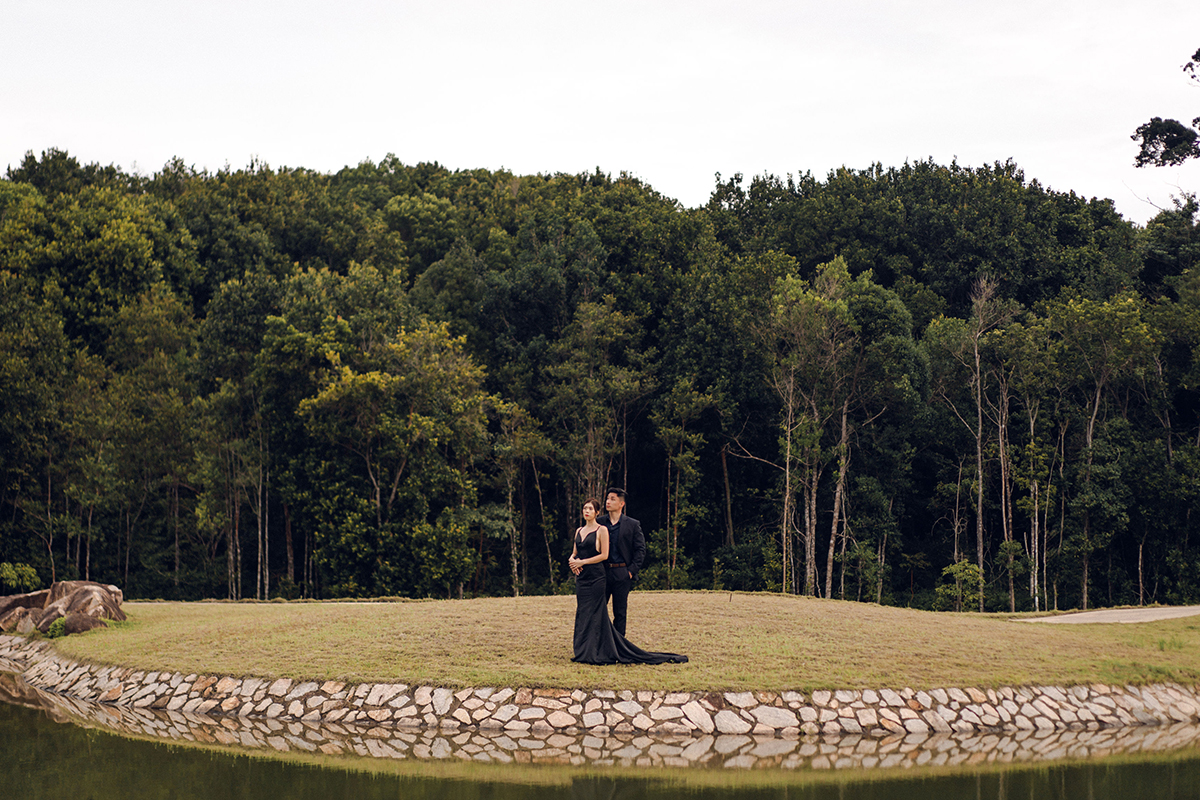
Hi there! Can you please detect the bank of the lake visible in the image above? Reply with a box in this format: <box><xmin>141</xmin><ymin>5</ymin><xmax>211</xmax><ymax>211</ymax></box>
<box><xmin>8</xmin><ymin>596</ymin><xmax>1200</xmax><ymax>793</ymax></box>
<box><xmin>7</xmin><ymin>593</ymin><xmax>1200</xmax><ymax>743</ymax></box>
<box><xmin>6</xmin><ymin>666</ymin><xmax>1200</xmax><ymax>777</ymax></box>
<box><xmin>6</xmin><ymin>629</ymin><xmax>1200</xmax><ymax>741</ymax></box>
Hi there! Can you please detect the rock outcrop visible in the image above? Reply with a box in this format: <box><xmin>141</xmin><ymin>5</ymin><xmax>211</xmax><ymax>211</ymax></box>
<box><xmin>0</xmin><ymin>581</ymin><xmax>124</xmax><ymax>634</ymax></box>
<box><xmin>1</xmin><ymin>607</ymin><xmax>37</xmax><ymax>634</ymax></box>
<box><xmin>0</xmin><ymin>590</ymin><xmax>50</xmax><ymax>620</ymax></box>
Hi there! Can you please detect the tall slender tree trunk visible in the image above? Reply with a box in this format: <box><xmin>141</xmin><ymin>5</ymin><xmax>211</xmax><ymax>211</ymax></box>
<box><xmin>838</xmin><ymin>516</ymin><xmax>849</xmax><ymax>600</ymax></box>
<box><xmin>227</xmin><ymin>498</ymin><xmax>235</xmax><ymax>600</ymax></box>
<box><xmin>263</xmin><ymin>465</ymin><xmax>270</xmax><ymax>599</ymax></box>
<box><xmin>1029</xmin><ymin>476</ymin><xmax>1040</xmax><ymax>612</ymax></box>
<box><xmin>520</xmin><ymin>470</ymin><xmax>529</xmax><ymax>588</ymax></box>
<box><xmin>506</xmin><ymin>469</ymin><xmax>519</xmax><ymax>597</ymax></box>
<box><xmin>1138</xmin><ymin>535</ymin><xmax>1145</xmax><ymax>606</ymax></box>
<box><xmin>669</xmin><ymin>457</ymin><xmax>681</xmax><ymax>585</ymax></box>
<box><xmin>531</xmin><ymin>458</ymin><xmax>555</xmax><ymax>589</ymax></box>
<box><xmin>825</xmin><ymin>401</ymin><xmax>851</xmax><ymax>599</ymax></box>
<box><xmin>304</xmin><ymin>526</ymin><xmax>313</xmax><ymax>598</ymax></box>
<box><xmin>124</xmin><ymin>480</ymin><xmax>150</xmax><ymax>591</ymax></box>
<box><xmin>803</xmin><ymin>467</ymin><xmax>821</xmax><ymax>596</ymax></box>
<box><xmin>1055</xmin><ymin>430</ymin><xmax>1068</xmax><ymax>612</ymax></box>
<box><xmin>974</xmin><ymin>341</ymin><xmax>986</xmax><ymax>613</ymax></box>
<box><xmin>1026</xmin><ymin>407</ymin><xmax>1040</xmax><ymax>612</ymax></box>
<box><xmin>173</xmin><ymin>482</ymin><xmax>180</xmax><ymax>589</ymax></box>
<box><xmin>256</xmin><ymin>480</ymin><xmax>262</xmax><ymax>601</ymax></box>
<box><xmin>45</xmin><ymin>463</ymin><xmax>56</xmax><ymax>583</ymax></box>
<box><xmin>284</xmin><ymin>503</ymin><xmax>294</xmax><ymax>583</ymax></box>
<box><xmin>235</xmin><ymin>498</ymin><xmax>242</xmax><ymax>601</ymax></box>
<box><xmin>85</xmin><ymin>506</ymin><xmax>92</xmax><ymax>582</ymax></box>
<box><xmin>1080</xmin><ymin>384</ymin><xmax>1103</xmax><ymax>611</ymax></box>
<box><xmin>74</xmin><ymin>507</ymin><xmax>81</xmax><ymax>575</ymax></box>
<box><xmin>780</xmin><ymin>390</ymin><xmax>795</xmax><ymax>594</ymax></box>
<box><xmin>877</xmin><ymin>522</ymin><xmax>888</xmax><ymax>605</ymax></box>
<box><xmin>802</xmin><ymin>394</ymin><xmax>824</xmax><ymax>597</ymax></box>
<box><xmin>721</xmin><ymin>445</ymin><xmax>735</xmax><ymax>548</ymax></box>
<box><xmin>124</xmin><ymin>507</ymin><xmax>131</xmax><ymax>590</ymax></box>
<box><xmin>996</xmin><ymin>389</ymin><xmax>1015</xmax><ymax>612</ymax></box>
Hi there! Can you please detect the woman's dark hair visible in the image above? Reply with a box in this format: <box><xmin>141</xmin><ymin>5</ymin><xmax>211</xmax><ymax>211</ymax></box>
<box><xmin>583</xmin><ymin>498</ymin><xmax>602</xmax><ymax>513</ymax></box>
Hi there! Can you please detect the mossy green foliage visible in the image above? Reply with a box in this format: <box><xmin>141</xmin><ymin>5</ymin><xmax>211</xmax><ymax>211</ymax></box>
<box><xmin>0</xmin><ymin>562</ymin><xmax>40</xmax><ymax>592</ymax></box>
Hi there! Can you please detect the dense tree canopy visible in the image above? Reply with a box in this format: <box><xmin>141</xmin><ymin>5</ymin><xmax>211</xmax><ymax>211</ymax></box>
<box><xmin>3</xmin><ymin>146</ymin><xmax>1200</xmax><ymax>612</ymax></box>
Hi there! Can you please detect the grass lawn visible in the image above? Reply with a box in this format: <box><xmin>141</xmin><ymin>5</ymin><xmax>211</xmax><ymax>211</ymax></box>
<box><xmin>51</xmin><ymin>591</ymin><xmax>1200</xmax><ymax>692</ymax></box>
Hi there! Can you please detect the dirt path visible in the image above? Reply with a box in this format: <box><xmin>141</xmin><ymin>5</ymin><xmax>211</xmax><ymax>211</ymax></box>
<box><xmin>1018</xmin><ymin>605</ymin><xmax>1200</xmax><ymax>624</ymax></box>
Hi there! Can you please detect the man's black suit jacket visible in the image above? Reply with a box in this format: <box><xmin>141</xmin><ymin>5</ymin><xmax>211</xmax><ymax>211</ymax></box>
<box><xmin>599</xmin><ymin>514</ymin><xmax>646</xmax><ymax>581</ymax></box>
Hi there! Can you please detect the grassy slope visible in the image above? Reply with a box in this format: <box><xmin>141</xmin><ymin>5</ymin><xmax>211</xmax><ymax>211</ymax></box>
<box><xmin>52</xmin><ymin>591</ymin><xmax>1200</xmax><ymax>692</ymax></box>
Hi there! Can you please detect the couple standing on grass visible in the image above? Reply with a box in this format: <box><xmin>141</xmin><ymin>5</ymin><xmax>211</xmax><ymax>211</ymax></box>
<box><xmin>567</xmin><ymin>488</ymin><xmax>688</xmax><ymax>665</ymax></box>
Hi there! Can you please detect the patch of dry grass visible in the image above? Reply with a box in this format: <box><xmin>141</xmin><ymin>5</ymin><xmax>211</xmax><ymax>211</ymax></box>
<box><xmin>53</xmin><ymin>591</ymin><xmax>1200</xmax><ymax>692</ymax></box>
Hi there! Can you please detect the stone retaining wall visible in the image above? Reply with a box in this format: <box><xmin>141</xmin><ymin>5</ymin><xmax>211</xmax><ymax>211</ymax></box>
<box><xmin>4</xmin><ymin>634</ymin><xmax>1199</xmax><ymax>740</ymax></box>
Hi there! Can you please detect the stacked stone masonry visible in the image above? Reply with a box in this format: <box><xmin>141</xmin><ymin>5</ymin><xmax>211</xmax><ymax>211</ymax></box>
<box><xmin>4</xmin><ymin>634</ymin><xmax>1199</xmax><ymax>741</ymax></box>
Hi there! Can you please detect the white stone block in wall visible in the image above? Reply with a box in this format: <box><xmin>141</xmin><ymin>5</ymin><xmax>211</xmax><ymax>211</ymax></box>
<box><xmin>751</xmin><ymin>705</ymin><xmax>799</xmax><ymax>729</ymax></box>
<box><xmin>714</xmin><ymin>709</ymin><xmax>752</xmax><ymax>734</ymax></box>
<box><xmin>682</xmin><ymin>701</ymin><xmax>715</xmax><ymax>733</ymax></box>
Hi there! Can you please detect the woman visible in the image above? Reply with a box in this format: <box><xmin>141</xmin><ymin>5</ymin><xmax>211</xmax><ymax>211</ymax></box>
<box><xmin>569</xmin><ymin>499</ymin><xmax>687</xmax><ymax>665</ymax></box>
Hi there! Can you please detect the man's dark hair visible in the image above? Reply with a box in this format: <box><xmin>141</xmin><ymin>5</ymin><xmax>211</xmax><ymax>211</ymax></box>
<box><xmin>606</xmin><ymin>487</ymin><xmax>628</xmax><ymax>501</ymax></box>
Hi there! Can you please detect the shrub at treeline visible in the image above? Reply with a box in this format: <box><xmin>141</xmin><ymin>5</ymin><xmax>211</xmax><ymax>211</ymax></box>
<box><xmin>2</xmin><ymin>148</ymin><xmax>1199</xmax><ymax>613</ymax></box>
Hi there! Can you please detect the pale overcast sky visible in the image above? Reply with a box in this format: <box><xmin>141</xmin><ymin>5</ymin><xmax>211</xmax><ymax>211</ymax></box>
<box><xmin>4</xmin><ymin>0</ymin><xmax>1198</xmax><ymax>224</ymax></box>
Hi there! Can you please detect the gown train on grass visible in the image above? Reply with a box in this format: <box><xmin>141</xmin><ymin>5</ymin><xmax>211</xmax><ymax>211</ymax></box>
<box><xmin>571</xmin><ymin>529</ymin><xmax>688</xmax><ymax>665</ymax></box>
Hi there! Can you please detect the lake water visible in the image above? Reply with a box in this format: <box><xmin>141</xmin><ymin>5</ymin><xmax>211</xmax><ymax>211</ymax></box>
<box><xmin>6</xmin><ymin>671</ymin><xmax>1200</xmax><ymax>799</ymax></box>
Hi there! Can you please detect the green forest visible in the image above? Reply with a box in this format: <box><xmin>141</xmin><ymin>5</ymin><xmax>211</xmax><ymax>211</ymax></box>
<box><xmin>1</xmin><ymin>143</ymin><xmax>1198</xmax><ymax>613</ymax></box>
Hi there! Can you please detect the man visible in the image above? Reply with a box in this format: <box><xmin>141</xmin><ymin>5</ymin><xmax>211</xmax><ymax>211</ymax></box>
<box><xmin>598</xmin><ymin>487</ymin><xmax>645</xmax><ymax>637</ymax></box>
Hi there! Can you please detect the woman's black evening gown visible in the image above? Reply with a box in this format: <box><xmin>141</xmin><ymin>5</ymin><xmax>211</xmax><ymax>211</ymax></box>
<box><xmin>571</xmin><ymin>529</ymin><xmax>688</xmax><ymax>665</ymax></box>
